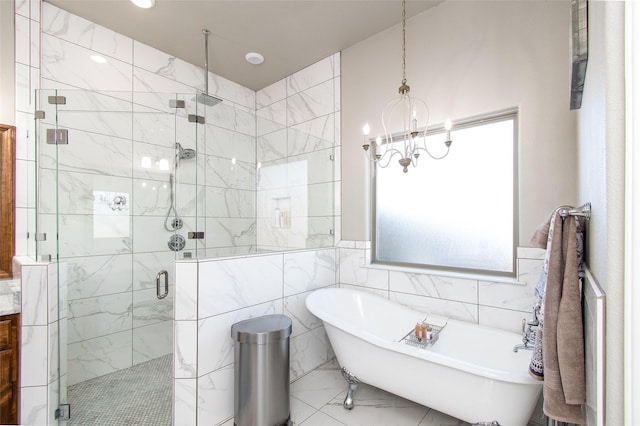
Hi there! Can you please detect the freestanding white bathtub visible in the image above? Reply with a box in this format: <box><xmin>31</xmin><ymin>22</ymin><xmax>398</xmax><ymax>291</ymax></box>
<box><xmin>306</xmin><ymin>288</ymin><xmax>542</xmax><ymax>426</ymax></box>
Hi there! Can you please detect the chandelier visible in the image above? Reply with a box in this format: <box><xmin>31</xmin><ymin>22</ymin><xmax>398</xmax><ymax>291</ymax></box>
<box><xmin>362</xmin><ymin>0</ymin><xmax>452</xmax><ymax>173</ymax></box>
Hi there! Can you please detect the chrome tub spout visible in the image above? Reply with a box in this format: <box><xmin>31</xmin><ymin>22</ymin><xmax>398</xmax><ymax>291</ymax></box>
<box><xmin>513</xmin><ymin>304</ymin><xmax>540</xmax><ymax>352</ymax></box>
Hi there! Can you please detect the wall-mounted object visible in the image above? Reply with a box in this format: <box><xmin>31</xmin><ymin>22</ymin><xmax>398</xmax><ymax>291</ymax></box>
<box><xmin>570</xmin><ymin>0</ymin><xmax>588</xmax><ymax>110</ymax></box>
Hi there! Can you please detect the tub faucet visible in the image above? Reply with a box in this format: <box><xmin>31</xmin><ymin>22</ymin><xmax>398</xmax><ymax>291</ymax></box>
<box><xmin>513</xmin><ymin>303</ymin><xmax>540</xmax><ymax>352</ymax></box>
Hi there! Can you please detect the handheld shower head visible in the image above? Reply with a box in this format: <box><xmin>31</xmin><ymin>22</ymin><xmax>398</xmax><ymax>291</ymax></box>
<box><xmin>175</xmin><ymin>143</ymin><xmax>196</xmax><ymax>161</ymax></box>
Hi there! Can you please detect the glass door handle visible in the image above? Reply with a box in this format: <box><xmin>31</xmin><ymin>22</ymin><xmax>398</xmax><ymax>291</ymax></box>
<box><xmin>156</xmin><ymin>270</ymin><xmax>169</xmax><ymax>299</ymax></box>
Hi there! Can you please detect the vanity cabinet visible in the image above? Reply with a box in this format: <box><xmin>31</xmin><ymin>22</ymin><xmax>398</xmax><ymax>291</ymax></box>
<box><xmin>0</xmin><ymin>314</ymin><xmax>19</xmax><ymax>424</ymax></box>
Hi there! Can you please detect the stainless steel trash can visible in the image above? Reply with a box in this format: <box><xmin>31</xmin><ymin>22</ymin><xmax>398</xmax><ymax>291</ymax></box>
<box><xmin>231</xmin><ymin>314</ymin><xmax>292</xmax><ymax>426</ymax></box>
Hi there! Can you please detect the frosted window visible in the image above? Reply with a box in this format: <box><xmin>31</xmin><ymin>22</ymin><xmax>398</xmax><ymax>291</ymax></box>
<box><xmin>374</xmin><ymin>114</ymin><xmax>516</xmax><ymax>275</ymax></box>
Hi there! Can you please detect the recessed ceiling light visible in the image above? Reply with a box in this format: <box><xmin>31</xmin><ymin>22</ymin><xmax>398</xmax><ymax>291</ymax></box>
<box><xmin>245</xmin><ymin>52</ymin><xmax>264</xmax><ymax>65</ymax></box>
<box><xmin>131</xmin><ymin>0</ymin><xmax>155</xmax><ymax>8</ymax></box>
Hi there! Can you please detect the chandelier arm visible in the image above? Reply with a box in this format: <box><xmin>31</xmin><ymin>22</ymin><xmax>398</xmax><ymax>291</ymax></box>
<box><xmin>363</xmin><ymin>147</ymin><xmax>375</xmax><ymax>162</ymax></box>
<box><xmin>411</xmin><ymin>153</ymin><xmax>419</xmax><ymax>168</ymax></box>
<box><xmin>415</xmin><ymin>145</ymin><xmax>451</xmax><ymax>160</ymax></box>
<box><xmin>381</xmin><ymin>97</ymin><xmax>403</xmax><ymax>144</ymax></box>
<box><xmin>364</xmin><ymin>140</ymin><xmax>405</xmax><ymax>168</ymax></box>
<box><xmin>377</xmin><ymin>147</ymin><xmax>405</xmax><ymax>168</ymax></box>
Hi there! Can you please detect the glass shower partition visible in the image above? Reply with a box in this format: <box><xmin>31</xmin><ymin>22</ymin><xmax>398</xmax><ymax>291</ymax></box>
<box><xmin>34</xmin><ymin>88</ymin><xmax>201</xmax><ymax>423</ymax></box>
<box><xmin>33</xmin><ymin>83</ymin><xmax>338</xmax><ymax>423</ymax></box>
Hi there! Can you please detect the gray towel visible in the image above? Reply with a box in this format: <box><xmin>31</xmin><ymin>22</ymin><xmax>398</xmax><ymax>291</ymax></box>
<box><xmin>529</xmin><ymin>208</ymin><xmax>585</xmax><ymax>424</ymax></box>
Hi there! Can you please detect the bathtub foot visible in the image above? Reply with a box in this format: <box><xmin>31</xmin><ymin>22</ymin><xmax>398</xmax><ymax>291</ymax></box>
<box><xmin>472</xmin><ymin>422</ymin><xmax>500</xmax><ymax>426</ymax></box>
<box><xmin>340</xmin><ymin>367</ymin><xmax>360</xmax><ymax>410</ymax></box>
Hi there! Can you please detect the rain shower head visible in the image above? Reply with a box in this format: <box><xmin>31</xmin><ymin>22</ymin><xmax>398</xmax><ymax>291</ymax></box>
<box><xmin>195</xmin><ymin>92</ymin><xmax>222</xmax><ymax>107</ymax></box>
<box><xmin>193</xmin><ymin>29</ymin><xmax>222</xmax><ymax>108</ymax></box>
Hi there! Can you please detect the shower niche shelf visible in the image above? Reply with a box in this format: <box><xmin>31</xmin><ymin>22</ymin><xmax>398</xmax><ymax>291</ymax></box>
<box><xmin>272</xmin><ymin>197</ymin><xmax>291</xmax><ymax>229</ymax></box>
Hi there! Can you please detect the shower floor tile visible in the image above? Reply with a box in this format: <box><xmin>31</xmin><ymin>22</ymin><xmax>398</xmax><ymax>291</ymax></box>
<box><xmin>68</xmin><ymin>354</ymin><xmax>172</xmax><ymax>426</ymax></box>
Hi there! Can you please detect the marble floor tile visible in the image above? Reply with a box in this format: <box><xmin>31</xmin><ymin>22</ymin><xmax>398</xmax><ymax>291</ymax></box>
<box><xmin>418</xmin><ymin>409</ymin><xmax>469</xmax><ymax>426</ymax></box>
<box><xmin>224</xmin><ymin>358</ymin><xmax>539</xmax><ymax>426</ymax></box>
<box><xmin>298</xmin><ymin>410</ymin><xmax>347</xmax><ymax>426</ymax></box>
<box><xmin>290</xmin><ymin>360</ymin><xmax>345</xmax><ymax>409</ymax></box>
<box><xmin>290</xmin><ymin>396</ymin><xmax>317</xmax><ymax>425</ymax></box>
<box><xmin>286</xmin><ymin>359</ymin><xmax>505</xmax><ymax>426</ymax></box>
<box><xmin>320</xmin><ymin>382</ymin><xmax>430</xmax><ymax>426</ymax></box>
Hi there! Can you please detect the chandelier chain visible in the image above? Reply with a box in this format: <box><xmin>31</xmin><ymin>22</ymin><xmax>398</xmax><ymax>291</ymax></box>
<box><xmin>401</xmin><ymin>0</ymin><xmax>406</xmax><ymax>85</ymax></box>
<box><xmin>361</xmin><ymin>0</ymin><xmax>452</xmax><ymax>172</ymax></box>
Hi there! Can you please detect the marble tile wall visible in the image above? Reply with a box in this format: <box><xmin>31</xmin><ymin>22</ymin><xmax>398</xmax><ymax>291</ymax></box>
<box><xmin>25</xmin><ymin>2</ymin><xmax>259</xmax><ymax>388</ymax></box>
<box><xmin>173</xmin><ymin>248</ymin><xmax>337</xmax><ymax>426</ymax></box>
<box><xmin>14</xmin><ymin>0</ymin><xmax>40</xmax><ymax>260</ymax></box>
<box><xmin>255</xmin><ymin>54</ymin><xmax>341</xmax><ymax>252</ymax></box>
<box><xmin>18</xmin><ymin>258</ymin><xmax>66</xmax><ymax>426</ymax></box>
<box><xmin>336</xmin><ymin>241</ymin><xmax>543</xmax><ymax>334</ymax></box>
<box><xmin>15</xmin><ymin>0</ymin><xmax>342</xmax><ymax>420</ymax></box>
<box><xmin>14</xmin><ymin>1</ymin><xmax>56</xmax><ymax>424</ymax></box>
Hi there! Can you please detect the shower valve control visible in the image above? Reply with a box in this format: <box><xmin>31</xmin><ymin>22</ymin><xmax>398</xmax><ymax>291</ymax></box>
<box><xmin>111</xmin><ymin>195</ymin><xmax>127</xmax><ymax>211</ymax></box>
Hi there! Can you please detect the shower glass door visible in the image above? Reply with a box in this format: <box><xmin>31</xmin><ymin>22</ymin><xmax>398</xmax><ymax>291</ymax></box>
<box><xmin>35</xmin><ymin>88</ymin><xmax>199</xmax><ymax>424</ymax></box>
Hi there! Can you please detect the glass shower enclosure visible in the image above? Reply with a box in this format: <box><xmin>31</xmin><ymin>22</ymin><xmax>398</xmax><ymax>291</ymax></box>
<box><xmin>33</xmin><ymin>86</ymin><xmax>336</xmax><ymax>423</ymax></box>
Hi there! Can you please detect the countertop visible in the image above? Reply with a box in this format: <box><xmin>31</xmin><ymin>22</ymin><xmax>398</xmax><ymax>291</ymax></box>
<box><xmin>0</xmin><ymin>279</ymin><xmax>20</xmax><ymax>316</ymax></box>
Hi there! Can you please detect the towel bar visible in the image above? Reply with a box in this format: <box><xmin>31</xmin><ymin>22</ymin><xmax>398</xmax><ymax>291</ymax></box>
<box><xmin>558</xmin><ymin>203</ymin><xmax>591</xmax><ymax>220</ymax></box>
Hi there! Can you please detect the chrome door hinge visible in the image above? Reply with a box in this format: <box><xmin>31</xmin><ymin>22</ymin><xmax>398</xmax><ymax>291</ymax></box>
<box><xmin>188</xmin><ymin>114</ymin><xmax>205</xmax><ymax>124</ymax></box>
<box><xmin>48</xmin><ymin>95</ymin><xmax>67</xmax><ymax>105</ymax></box>
<box><xmin>47</xmin><ymin>128</ymin><xmax>69</xmax><ymax>145</ymax></box>
<box><xmin>55</xmin><ymin>404</ymin><xmax>71</xmax><ymax>420</ymax></box>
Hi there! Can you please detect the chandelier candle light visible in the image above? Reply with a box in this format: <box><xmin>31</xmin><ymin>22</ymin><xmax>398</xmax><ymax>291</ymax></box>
<box><xmin>362</xmin><ymin>0</ymin><xmax>452</xmax><ymax>173</ymax></box>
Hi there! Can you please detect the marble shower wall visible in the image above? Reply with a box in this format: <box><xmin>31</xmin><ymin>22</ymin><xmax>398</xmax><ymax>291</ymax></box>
<box><xmin>14</xmin><ymin>0</ymin><xmax>40</xmax><ymax>261</ymax></box>
<box><xmin>255</xmin><ymin>54</ymin><xmax>341</xmax><ymax>251</ymax></box>
<box><xmin>36</xmin><ymin>3</ymin><xmax>257</xmax><ymax>385</ymax></box>
<box><xmin>173</xmin><ymin>248</ymin><xmax>337</xmax><ymax>426</ymax></box>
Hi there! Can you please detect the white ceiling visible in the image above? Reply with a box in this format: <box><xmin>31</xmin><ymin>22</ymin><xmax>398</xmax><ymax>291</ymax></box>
<box><xmin>44</xmin><ymin>0</ymin><xmax>442</xmax><ymax>91</ymax></box>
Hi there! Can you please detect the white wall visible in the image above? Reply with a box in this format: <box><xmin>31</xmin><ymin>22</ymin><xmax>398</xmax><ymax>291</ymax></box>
<box><xmin>625</xmin><ymin>3</ymin><xmax>640</xmax><ymax>424</ymax></box>
<box><xmin>341</xmin><ymin>0</ymin><xmax>577</xmax><ymax>244</ymax></box>
<box><xmin>578</xmin><ymin>2</ymin><xmax>626</xmax><ymax>425</ymax></box>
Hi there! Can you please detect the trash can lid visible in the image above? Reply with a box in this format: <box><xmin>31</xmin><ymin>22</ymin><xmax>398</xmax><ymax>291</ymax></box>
<box><xmin>231</xmin><ymin>314</ymin><xmax>292</xmax><ymax>344</ymax></box>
